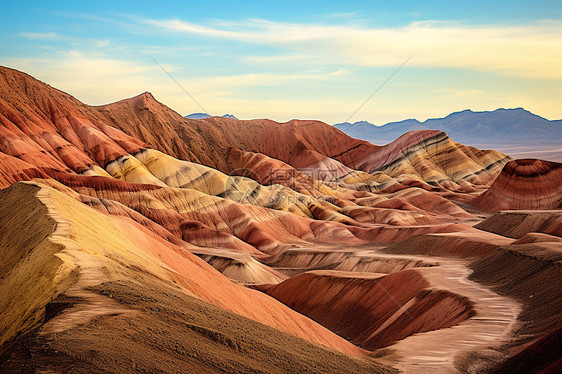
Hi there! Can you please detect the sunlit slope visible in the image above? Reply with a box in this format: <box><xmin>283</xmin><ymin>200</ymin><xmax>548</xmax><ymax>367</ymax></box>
<box><xmin>0</xmin><ymin>182</ymin><xmax>374</xmax><ymax>357</ymax></box>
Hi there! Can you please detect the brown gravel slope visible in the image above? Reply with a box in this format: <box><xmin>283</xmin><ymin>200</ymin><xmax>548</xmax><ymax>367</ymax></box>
<box><xmin>1</xmin><ymin>279</ymin><xmax>393</xmax><ymax>374</ymax></box>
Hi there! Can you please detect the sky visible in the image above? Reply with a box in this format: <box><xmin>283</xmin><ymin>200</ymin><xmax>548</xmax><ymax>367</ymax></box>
<box><xmin>1</xmin><ymin>0</ymin><xmax>561</xmax><ymax>125</ymax></box>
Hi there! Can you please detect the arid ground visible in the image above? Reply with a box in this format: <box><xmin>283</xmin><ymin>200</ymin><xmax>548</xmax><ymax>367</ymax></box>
<box><xmin>0</xmin><ymin>66</ymin><xmax>561</xmax><ymax>373</ymax></box>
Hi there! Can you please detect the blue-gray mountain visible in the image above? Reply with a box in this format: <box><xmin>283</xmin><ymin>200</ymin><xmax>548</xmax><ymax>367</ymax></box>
<box><xmin>335</xmin><ymin>108</ymin><xmax>562</xmax><ymax>162</ymax></box>
<box><xmin>185</xmin><ymin>113</ymin><xmax>238</xmax><ymax>119</ymax></box>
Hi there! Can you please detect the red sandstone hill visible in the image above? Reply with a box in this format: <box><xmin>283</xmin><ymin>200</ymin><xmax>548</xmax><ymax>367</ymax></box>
<box><xmin>0</xmin><ymin>182</ymin><xmax>385</xmax><ymax>373</ymax></box>
<box><xmin>0</xmin><ymin>65</ymin><xmax>509</xmax><ymax>197</ymax></box>
<box><xmin>473</xmin><ymin>159</ymin><xmax>562</xmax><ymax>212</ymax></box>
<box><xmin>99</xmin><ymin>93</ymin><xmax>510</xmax><ymax>191</ymax></box>
<box><xmin>100</xmin><ymin>93</ymin><xmax>376</xmax><ymax>173</ymax></box>
<box><xmin>259</xmin><ymin>269</ymin><xmax>474</xmax><ymax>349</ymax></box>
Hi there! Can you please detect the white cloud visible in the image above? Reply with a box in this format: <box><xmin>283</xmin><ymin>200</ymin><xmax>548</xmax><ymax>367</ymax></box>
<box><xmin>244</xmin><ymin>54</ymin><xmax>312</xmax><ymax>64</ymax></box>
<box><xmin>434</xmin><ymin>88</ymin><xmax>487</xmax><ymax>97</ymax></box>
<box><xmin>4</xmin><ymin>16</ymin><xmax>562</xmax><ymax>124</ymax></box>
<box><xmin>148</xmin><ymin>18</ymin><xmax>562</xmax><ymax>79</ymax></box>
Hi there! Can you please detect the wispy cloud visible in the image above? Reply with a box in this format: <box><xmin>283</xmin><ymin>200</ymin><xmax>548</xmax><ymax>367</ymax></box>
<box><xmin>434</xmin><ymin>88</ymin><xmax>487</xmax><ymax>97</ymax></box>
<box><xmin>2</xmin><ymin>50</ymin><xmax>346</xmax><ymax>116</ymax></box>
<box><xmin>4</xmin><ymin>13</ymin><xmax>561</xmax><ymax>124</ymax></box>
<box><xmin>20</xmin><ymin>32</ymin><xmax>61</xmax><ymax>40</ymax></box>
<box><xmin>185</xmin><ymin>69</ymin><xmax>347</xmax><ymax>90</ymax></box>
<box><xmin>147</xmin><ymin>18</ymin><xmax>562</xmax><ymax>79</ymax></box>
<box><xmin>3</xmin><ymin>51</ymin><xmax>162</xmax><ymax>104</ymax></box>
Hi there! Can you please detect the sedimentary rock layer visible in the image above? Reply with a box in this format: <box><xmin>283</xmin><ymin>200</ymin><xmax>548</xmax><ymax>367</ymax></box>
<box><xmin>473</xmin><ymin>159</ymin><xmax>562</xmax><ymax>212</ymax></box>
<box><xmin>261</xmin><ymin>269</ymin><xmax>474</xmax><ymax>349</ymax></box>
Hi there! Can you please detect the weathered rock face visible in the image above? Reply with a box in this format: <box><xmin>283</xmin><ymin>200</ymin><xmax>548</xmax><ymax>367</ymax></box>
<box><xmin>473</xmin><ymin>159</ymin><xmax>562</xmax><ymax>212</ymax></box>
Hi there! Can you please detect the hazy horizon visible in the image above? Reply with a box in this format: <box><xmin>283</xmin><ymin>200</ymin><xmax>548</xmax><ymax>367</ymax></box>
<box><xmin>1</xmin><ymin>0</ymin><xmax>561</xmax><ymax>124</ymax></box>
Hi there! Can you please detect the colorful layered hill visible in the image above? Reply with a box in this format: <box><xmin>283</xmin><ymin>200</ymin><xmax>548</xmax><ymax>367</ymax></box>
<box><xmin>99</xmin><ymin>95</ymin><xmax>510</xmax><ymax>193</ymax></box>
<box><xmin>0</xmin><ymin>182</ymin><xmax>388</xmax><ymax>373</ymax></box>
<box><xmin>259</xmin><ymin>269</ymin><xmax>475</xmax><ymax>349</ymax></box>
<box><xmin>0</xmin><ymin>65</ymin><xmax>507</xmax><ymax>259</ymax></box>
<box><xmin>1</xmin><ymin>65</ymin><xmax>560</xmax><ymax>373</ymax></box>
<box><xmin>473</xmin><ymin>159</ymin><xmax>562</xmax><ymax>212</ymax></box>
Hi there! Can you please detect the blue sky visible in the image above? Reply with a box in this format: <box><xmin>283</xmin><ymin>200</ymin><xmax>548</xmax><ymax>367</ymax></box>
<box><xmin>1</xmin><ymin>1</ymin><xmax>561</xmax><ymax>124</ymax></box>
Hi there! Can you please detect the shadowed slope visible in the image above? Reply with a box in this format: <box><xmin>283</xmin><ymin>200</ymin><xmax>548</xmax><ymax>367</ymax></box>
<box><xmin>475</xmin><ymin>210</ymin><xmax>562</xmax><ymax>238</ymax></box>
<box><xmin>0</xmin><ymin>183</ymin><xmax>77</xmax><ymax>346</ymax></box>
<box><xmin>260</xmin><ymin>269</ymin><xmax>474</xmax><ymax>350</ymax></box>
<box><xmin>384</xmin><ymin>230</ymin><xmax>514</xmax><ymax>258</ymax></box>
<box><xmin>469</xmin><ymin>241</ymin><xmax>562</xmax><ymax>338</ymax></box>
<box><xmin>490</xmin><ymin>327</ymin><xmax>562</xmax><ymax>374</ymax></box>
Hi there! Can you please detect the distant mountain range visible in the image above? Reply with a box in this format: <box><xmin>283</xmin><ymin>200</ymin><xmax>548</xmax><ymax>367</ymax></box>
<box><xmin>334</xmin><ymin>108</ymin><xmax>562</xmax><ymax>161</ymax></box>
<box><xmin>185</xmin><ymin>113</ymin><xmax>237</xmax><ymax>119</ymax></box>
